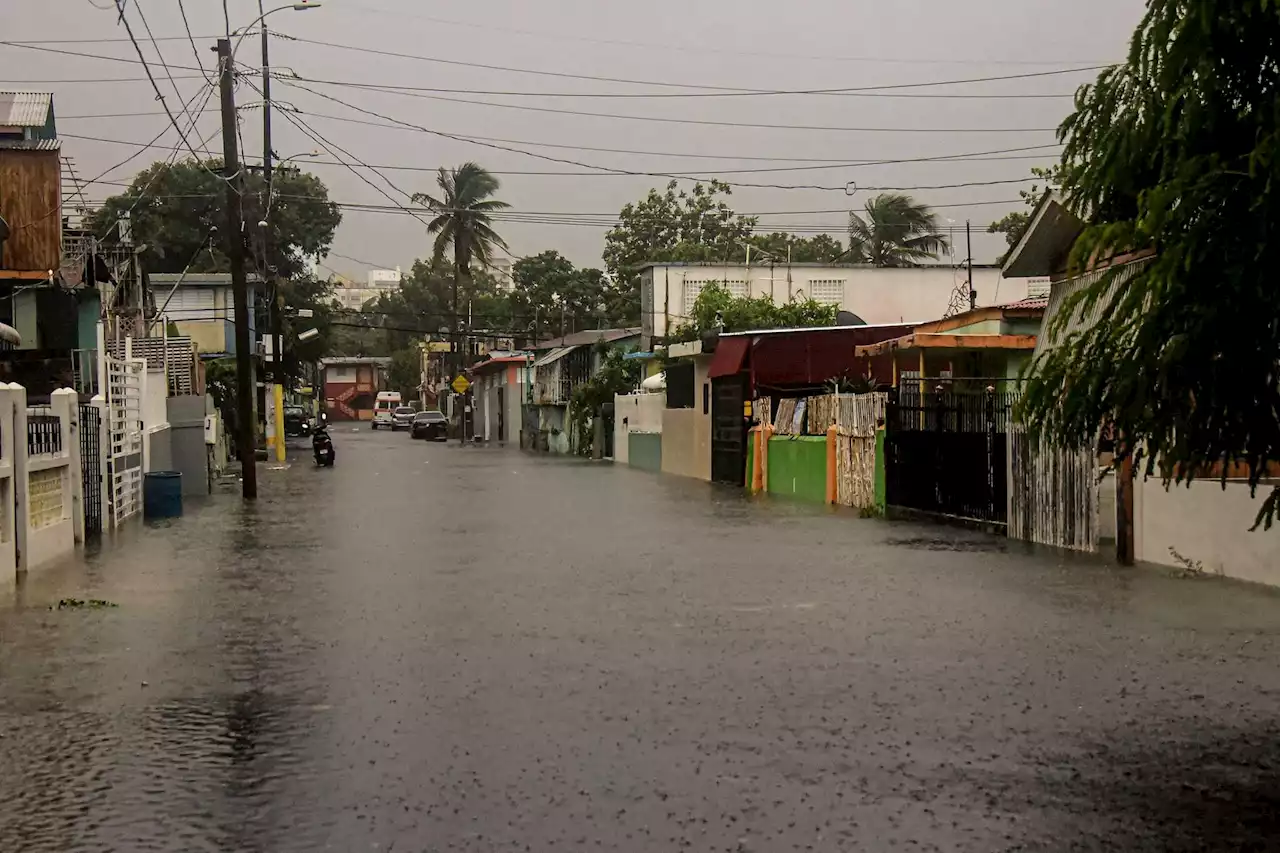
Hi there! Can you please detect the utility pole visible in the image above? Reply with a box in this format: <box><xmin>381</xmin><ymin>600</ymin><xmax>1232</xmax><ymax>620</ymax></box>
<box><xmin>217</xmin><ymin>38</ymin><xmax>257</xmax><ymax>499</ymax></box>
<box><xmin>261</xmin><ymin>7</ymin><xmax>286</xmax><ymax>463</ymax></box>
<box><xmin>966</xmin><ymin>220</ymin><xmax>976</xmax><ymax>311</ymax></box>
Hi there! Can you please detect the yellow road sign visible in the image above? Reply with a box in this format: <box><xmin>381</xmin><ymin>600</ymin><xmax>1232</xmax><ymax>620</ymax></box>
<box><xmin>451</xmin><ymin>375</ymin><xmax>471</xmax><ymax>394</ymax></box>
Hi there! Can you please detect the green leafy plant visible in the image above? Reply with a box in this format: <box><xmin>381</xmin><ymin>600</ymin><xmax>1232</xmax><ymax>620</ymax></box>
<box><xmin>1017</xmin><ymin>0</ymin><xmax>1280</xmax><ymax>531</ymax></box>
<box><xmin>568</xmin><ymin>343</ymin><xmax>642</xmax><ymax>455</ymax></box>
<box><xmin>669</xmin><ymin>282</ymin><xmax>839</xmax><ymax>343</ymax></box>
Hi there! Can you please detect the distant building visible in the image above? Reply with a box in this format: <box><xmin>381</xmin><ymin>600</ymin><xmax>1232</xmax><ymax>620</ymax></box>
<box><xmin>637</xmin><ymin>262</ymin><xmax>1035</xmax><ymax>348</ymax></box>
<box><xmin>330</xmin><ymin>266</ymin><xmax>402</xmax><ymax>312</ymax></box>
<box><xmin>489</xmin><ymin>258</ymin><xmax>514</xmax><ymax>292</ymax></box>
<box><xmin>320</xmin><ymin>356</ymin><xmax>390</xmax><ymax>421</ymax></box>
<box><xmin>151</xmin><ymin>272</ymin><xmax>261</xmax><ymax>356</ymax></box>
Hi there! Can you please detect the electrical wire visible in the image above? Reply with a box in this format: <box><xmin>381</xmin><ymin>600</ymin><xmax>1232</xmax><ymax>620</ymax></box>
<box><xmin>284</xmin><ymin>77</ymin><xmax>1061</xmax><ymax>134</ymax></box>
<box><xmin>336</xmin><ymin>3</ymin><xmax>1112</xmax><ymax>69</ymax></box>
<box><xmin>282</xmin><ymin>34</ymin><xmax>1109</xmax><ymax>94</ymax></box>
<box><xmin>56</xmin><ymin>130</ymin><xmax>1063</xmax><ymax>178</ymax></box>
<box><xmin>132</xmin><ymin>0</ymin><xmax>214</xmax><ymax>151</ymax></box>
<box><xmin>287</xmin><ymin>73</ymin><xmax>1076</xmax><ymax>101</ymax></box>
<box><xmin>278</xmin><ymin>80</ymin><xmax>1045</xmax><ymax>192</ymax></box>
<box><xmin>178</xmin><ymin>0</ymin><xmax>214</xmax><ymax>84</ymax></box>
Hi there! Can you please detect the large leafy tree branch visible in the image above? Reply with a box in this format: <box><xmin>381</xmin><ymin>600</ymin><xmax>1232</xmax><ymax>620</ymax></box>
<box><xmin>1019</xmin><ymin>0</ymin><xmax>1280</xmax><ymax>528</ymax></box>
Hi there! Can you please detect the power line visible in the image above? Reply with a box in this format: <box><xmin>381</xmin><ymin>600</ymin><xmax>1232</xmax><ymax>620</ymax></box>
<box><xmin>336</xmin><ymin>3</ymin><xmax>1113</xmax><ymax>68</ymax></box>
<box><xmin>284</xmin><ymin>77</ymin><xmax>1062</xmax><ymax>134</ymax></box>
<box><xmin>277</xmin><ymin>80</ymin><xmax>1044</xmax><ymax>192</ymax></box>
<box><xmin>57</xmin><ymin>130</ymin><xmax>1063</xmax><ymax>176</ymax></box>
<box><xmin>285</xmin><ymin>73</ymin><xmax>1076</xmax><ymax>101</ymax></box>
<box><xmin>178</xmin><ymin>0</ymin><xmax>215</xmax><ymax>84</ymax></box>
<box><xmin>283</xmin><ymin>34</ymin><xmax>1109</xmax><ymax>94</ymax></box>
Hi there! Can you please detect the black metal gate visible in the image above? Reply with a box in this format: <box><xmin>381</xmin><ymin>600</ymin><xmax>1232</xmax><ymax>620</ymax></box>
<box><xmin>884</xmin><ymin>388</ymin><xmax>1012</xmax><ymax>525</ymax></box>
<box><xmin>710</xmin><ymin>375</ymin><xmax>748</xmax><ymax>485</ymax></box>
<box><xmin>78</xmin><ymin>404</ymin><xmax>104</xmax><ymax>536</ymax></box>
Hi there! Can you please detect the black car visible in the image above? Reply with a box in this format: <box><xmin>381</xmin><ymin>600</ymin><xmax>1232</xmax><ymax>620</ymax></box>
<box><xmin>283</xmin><ymin>406</ymin><xmax>311</xmax><ymax>438</ymax></box>
<box><xmin>410</xmin><ymin>410</ymin><xmax>448</xmax><ymax>441</ymax></box>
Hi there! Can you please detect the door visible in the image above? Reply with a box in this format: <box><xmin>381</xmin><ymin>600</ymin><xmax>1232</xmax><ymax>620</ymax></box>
<box><xmin>710</xmin><ymin>374</ymin><xmax>748</xmax><ymax>486</ymax></box>
<box><xmin>496</xmin><ymin>386</ymin><xmax>505</xmax><ymax>442</ymax></box>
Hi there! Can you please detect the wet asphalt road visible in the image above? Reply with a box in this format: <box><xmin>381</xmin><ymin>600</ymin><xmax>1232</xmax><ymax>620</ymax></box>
<box><xmin>3</xmin><ymin>427</ymin><xmax>1280</xmax><ymax>852</ymax></box>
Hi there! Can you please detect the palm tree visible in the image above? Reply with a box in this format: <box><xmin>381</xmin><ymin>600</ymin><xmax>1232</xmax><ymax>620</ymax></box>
<box><xmin>412</xmin><ymin>163</ymin><xmax>510</xmax><ymax>362</ymax></box>
<box><xmin>845</xmin><ymin>193</ymin><xmax>949</xmax><ymax>267</ymax></box>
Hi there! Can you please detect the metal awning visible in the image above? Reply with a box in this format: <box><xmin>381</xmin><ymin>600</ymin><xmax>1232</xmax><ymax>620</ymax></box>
<box><xmin>707</xmin><ymin>336</ymin><xmax>750</xmax><ymax>379</ymax></box>
<box><xmin>855</xmin><ymin>333</ymin><xmax>1038</xmax><ymax>357</ymax></box>
<box><xmin>532</xmin><ymin>345</ymin><xmax>578</xmax><ymax>369</ymax></box>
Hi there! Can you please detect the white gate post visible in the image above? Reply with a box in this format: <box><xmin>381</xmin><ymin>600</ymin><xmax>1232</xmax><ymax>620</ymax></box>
<box><xmin>0</xmin><ymin>384</ymin><xmax>17</xmax><ymax>590</ymax></box>
<box><xmin>53</xmin><ymin>389</ymin><xmax>84</xmax><ymax>544</ymax></box>
<box><xmin>92</xmin><ymin>393</ymin><xmax>109</xmax><ymax>533</ymax></box>
<box><xmin>12</xmin><ymin>384</ymin><xmax>29</xmax><ymax>573</ymax></box>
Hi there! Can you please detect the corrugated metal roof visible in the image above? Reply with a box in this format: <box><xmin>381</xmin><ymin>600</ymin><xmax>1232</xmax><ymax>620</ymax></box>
<box><xmin>531</xmin><ymin>327</ymin><xmax>640</xmax><ymax>350</ymax></box>
<box><xmin>1002</xmin><ymin>295</ymin><xmax>1050</xmax><ymax>310</ymax></box>
<box><xmin>533</xmin><ymin>346</ymin><xmax>577</xmax><ymax>369</ymax></box>
<box><xmin>0</xmin><ymin>138</ymin><xmax>59</xmax><ymax>151</ymax></box>
<box><xmin>0</xmin><ymin>92</ymin><xmax>53</xmax><ymax>127</ymax></box>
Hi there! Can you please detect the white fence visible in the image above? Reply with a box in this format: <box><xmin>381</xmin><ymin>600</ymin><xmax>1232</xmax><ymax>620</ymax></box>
<box><xmin>0</xmin><ymin>386</ymin><xmax>96</xmax><ymax>592</ymax></box>
<box><xmin>106</xmin><ymin>354</ymin><xmax>145</xmax><ymax>527</ymax></box>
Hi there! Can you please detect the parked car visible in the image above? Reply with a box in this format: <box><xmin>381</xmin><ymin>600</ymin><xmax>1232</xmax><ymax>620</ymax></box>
<box><xmin>391</xmin><ymin>406</ymin><xmax>417</xmax><ymax>431</ymax></box>
<box><xmin>283</xmin><ymin>406</ymin><xmax>311</xmax><ymax>438</ymax></box>
<box><xmin>410</xmin><ymin>410</ymin><xmax>448</xmax><ymax>441</ymax></box>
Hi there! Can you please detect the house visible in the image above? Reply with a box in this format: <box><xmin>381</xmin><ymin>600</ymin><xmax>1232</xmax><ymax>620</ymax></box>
<box><xmin>320</xmin><ymin>356</ymin><xmax>390</xmax><ymax>421</ymax></box>
<box><xmin>852</xmin><ymin>297</ymin><xmax>1047</xmax><ymax>392</ymax></box>
<box><xmin>467</xmin><ymin>351</ymin><xmax>531</xmax><ymax>443</ymax></box>
<box><xmin>0</xmin><ymin>91</ymin><xmax>110</xmax><ymax>396</ymax></box>
<box><xmin>999</xmin><ymin>192</ymin><xmax>1280</xmax><ymax>586</ymax></box>
<box><xmin>527</xmin><ymin>327</ymin><xmax>641</xmax><ymax>454</ymax></box>
<box><xmin>638</xmin><ymin>262</ymin><xmax>1039</xmax><ymax>347</ymax></box>
<box><xmin>149</xmin><ymin>272</ymin><xmax>261</xmax><ymax>357</ymax></box>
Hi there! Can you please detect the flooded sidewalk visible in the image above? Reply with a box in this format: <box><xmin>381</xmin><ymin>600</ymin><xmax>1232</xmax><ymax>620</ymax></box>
<box><xmin>2</xmin><ymin>429</ymin><xmax>1280</xmax><ymax>851</ymax></box>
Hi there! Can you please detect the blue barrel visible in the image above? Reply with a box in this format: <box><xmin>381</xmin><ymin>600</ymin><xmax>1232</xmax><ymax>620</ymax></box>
<box><xmin>143</xmin><ymin>471</ymin><xmax>184</xmax><ymax>519</ymax></box>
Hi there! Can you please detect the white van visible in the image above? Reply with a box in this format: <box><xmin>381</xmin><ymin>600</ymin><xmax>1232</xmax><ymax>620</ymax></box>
<box><xmin>371</xmin><ymin>391</ymin><xmax>402</xmax><ymax>430</ymax></box>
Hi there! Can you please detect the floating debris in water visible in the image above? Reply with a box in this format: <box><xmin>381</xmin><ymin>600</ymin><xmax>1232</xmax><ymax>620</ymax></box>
<box><xmin>53</xmin><ymin>598</ymin><xmax>118</xmax><ymax>610</ymax></box>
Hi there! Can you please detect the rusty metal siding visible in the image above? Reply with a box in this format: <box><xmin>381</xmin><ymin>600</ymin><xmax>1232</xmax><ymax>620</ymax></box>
<box><xmin>0</xmin><ymin>148</ymin><xmax>61</xmax><ymax>272</ymax></box>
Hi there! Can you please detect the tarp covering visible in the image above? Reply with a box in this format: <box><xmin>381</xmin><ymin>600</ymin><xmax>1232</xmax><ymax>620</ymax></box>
<box><xmin>707</xmin><ymin>336</ymin><xmax>750</xmax><ymax>379</ymax></box>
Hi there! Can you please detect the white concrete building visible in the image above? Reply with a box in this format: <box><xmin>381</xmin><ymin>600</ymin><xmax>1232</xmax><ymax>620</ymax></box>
<box><xmin>332</xmin><ymin>267</ymin><xmax>403</xmax><ymax>312</ymax></box>
<box><xmin>489</xmin><ymin>258</ymin><xmax>515</xmax><ymax>293</ymax></box>
<box><xmin>638</xmin><ymin>262</ymin><xmax>1041</xmax><ymax>343</ymax></box>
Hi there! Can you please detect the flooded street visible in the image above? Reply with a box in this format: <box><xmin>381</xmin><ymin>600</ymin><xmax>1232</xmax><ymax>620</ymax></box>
<box><xmin>3</xmin><ymin>428</ymin><xmax>1280</xmax><ymax>851</ymax></box>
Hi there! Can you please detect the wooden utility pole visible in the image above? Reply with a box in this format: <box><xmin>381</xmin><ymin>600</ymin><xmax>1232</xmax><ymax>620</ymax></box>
<box><xmin>967</xmin><ymin>220</ymin><xmax>976</xmax><ymax>311</ymax></box>
<box><xmin>217</xmin><ymin>38</ymin><xmax>257</xmax><ymax>499</ymax></box>
<box><xmin>262</xmin><ymin>8</ymin><xmax>286</xmax><ymax>463</ymax></box>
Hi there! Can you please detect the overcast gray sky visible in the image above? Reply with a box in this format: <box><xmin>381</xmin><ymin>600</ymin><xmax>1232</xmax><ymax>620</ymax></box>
<box><xmin>3</xmin><ymin>0</ymin><xmax>1145</xmax><ymax>278</ymax></box>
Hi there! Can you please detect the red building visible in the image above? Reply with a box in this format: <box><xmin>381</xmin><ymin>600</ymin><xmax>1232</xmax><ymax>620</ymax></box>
<box><xmin>320</xmin><ymin>357</ymin><xmax>390</xmax><ymax>421</ymax></box>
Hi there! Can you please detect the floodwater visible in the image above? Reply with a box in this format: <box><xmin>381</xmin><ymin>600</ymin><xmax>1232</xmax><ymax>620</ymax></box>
<box><xmin>3</xmin><ymin>428</ymin><xmax>1280</xmax><ymax>851</ymax></box>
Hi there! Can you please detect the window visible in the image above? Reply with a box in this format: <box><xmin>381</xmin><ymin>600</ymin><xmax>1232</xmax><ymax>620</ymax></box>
<box><xmin>807</xmin><ymin>279</ymin><xmax>845</xmax><ymax>306</ymax></box>
<box><xmin>684</xmin><ymin>279</ymin><xmax>748</xmax><ymax>310</ymax></box>
<box><xmin>329</xmin><ymin>365</ymin><xmax>354</xmax><ymax>381</ymax></box>
<box><xmin>163</xmin><ymin>287</ymin><xmax>217</xmax><ymax>321</ymax></box>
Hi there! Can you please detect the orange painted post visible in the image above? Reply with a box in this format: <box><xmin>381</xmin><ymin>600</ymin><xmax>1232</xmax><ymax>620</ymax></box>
<box><xmin>826</xmin><ymin>424</ymin><xmax>838</xmax><ymax>505</ymax></box>
<box><xmin>750</xmin><ymin>427</ymin><xmax>763</xmax><ymax>493</ymax></box>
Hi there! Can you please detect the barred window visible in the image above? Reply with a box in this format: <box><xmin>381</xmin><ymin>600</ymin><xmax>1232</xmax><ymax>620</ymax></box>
<box><xmin>807</xmin><ymin>279</ymin><xmax>845</xmax><ymax>305</ymax></box>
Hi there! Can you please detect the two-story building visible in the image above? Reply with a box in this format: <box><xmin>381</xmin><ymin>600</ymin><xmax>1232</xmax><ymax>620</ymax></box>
<box><xmin>149</xmin><ymin>272</ymin><xmax>261</xmax><ymax>357</ymax></box>
<box><xmin>320</xmin><ymin>356</ymin><xmax>390</xmax><ymax>421</ymax></box>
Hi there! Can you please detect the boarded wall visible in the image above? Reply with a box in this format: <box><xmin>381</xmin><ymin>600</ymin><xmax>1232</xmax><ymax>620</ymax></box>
<box><xmin>0</xmin><ymin>149</ymin><xmax>61</xmax><ymax>271</ymax></box>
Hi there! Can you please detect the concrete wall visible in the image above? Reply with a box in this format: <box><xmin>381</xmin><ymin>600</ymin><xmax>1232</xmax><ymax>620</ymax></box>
<box><xmin>167</xmin><ymin>395</ymin><xmax>210</xmax><ymax>495</ymax></box>
<box><xmin>146</xmin><ymin>427</ymin><xmax>173</xmax><ymax>473</ymax></box>
<box><xmin>1136</xmin><ymin>479</ymin><xmax>1280</xmax><ymax>586</ymax></box>
<box><xmin>643</xmin><ymin>265</ymin><xmax>1032</xmax><ymax>339</ymax></box>
<box><xmin>661</xmin><ymin>408</ymin><xmax>711</xmax><ymax>480</ymax></box>
<box><xmin>628</xmin><ymin>432</ymin><xmax>663</xmax><ymax>473</ymax></box>
<box><xmin>613</xmin><ymin>392</ymin><xmax>666</xmax><ymax>467</ymax></box>
<box><xmin>766</xmin><ymin>436</ymin><xmax>828</xmax><ymax>504</ymax></box>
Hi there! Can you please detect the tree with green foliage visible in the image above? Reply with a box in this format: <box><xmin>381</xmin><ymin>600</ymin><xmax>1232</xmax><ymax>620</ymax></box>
<box><xmin>602</xmin><ymin>180</ymin><xmax>757</xmax><ymax>323</ymax></box>
<box><xmin>568</xmin><ymin>343</ymin><xmax>642</xmax><ymax>456</ymax></box>
<box><xmin>88</xmin><ymin>159</ymin><xmax>341</xmax><ymax>279</ymax></box>
<box><xmin>747</xmin><ymin>232</ymin><xmax>845</xmax><ymax>264</ymax></box>
<box><xmin>413</xmin><ymin>163</ymin><xmax>509</xmax><ymax>355</ymax></box>
<box><xmin>844</xmin><ymin>193</ymin><xmax>949</xmax><ymax>267</ymax></box>
<box><xmin>671</xmin><ymin>282</ymin><xmax>839</xmax><ymax>342</ymax></box>
<box><xmin>987</xmin><ymin>166</ymin><xmax>1063</xmax><ymax>262</ymax></box>
<box><xmin>1018</xmin><ymin>0</ymin><xmax>1280</xmax><ymax>529</ymax></box>
<box><xmin>510</xmin><ymin>250</ymin><xmax>610</xmax><ymax>340</ymax></box>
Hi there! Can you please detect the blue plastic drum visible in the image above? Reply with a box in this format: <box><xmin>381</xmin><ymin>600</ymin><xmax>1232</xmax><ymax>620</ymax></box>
<box><xmin>143</xmin><ymin>471</ymin><xmax>183</xmax><ymax>519</ymax></box>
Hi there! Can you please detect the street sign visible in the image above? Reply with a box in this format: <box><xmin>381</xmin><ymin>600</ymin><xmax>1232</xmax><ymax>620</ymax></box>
<box><xmin>451</xmin><ymin>375</ymin><xmax>471</xmax><ymax>394</ymax></box>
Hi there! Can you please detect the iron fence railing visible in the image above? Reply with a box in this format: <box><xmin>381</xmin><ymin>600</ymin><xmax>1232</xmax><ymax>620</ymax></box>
<box><xmin>26</xmin><ymin>408</ymin><xmax>63</xmax><ymax>457</ymax></box>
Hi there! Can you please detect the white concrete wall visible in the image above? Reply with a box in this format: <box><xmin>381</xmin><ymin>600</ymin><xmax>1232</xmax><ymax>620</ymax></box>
<box><xmin>642</xmin><ymin>264</ymin><xmax>1032</xmax><ymax>339</ymax></box>
<box><xmin>1136</xmin><ymin>478</ymin><xmax>1280</xmax><ymax>586</ymax></box>
<box><xmin>15</xmin><ymin>388</ymin><xmax>79</xmax><ymax>576</ymax></box>
<box><xmin>613</xmin><ymin>392</ymin><xmax>666</xmax><ymax>464</ymax></box>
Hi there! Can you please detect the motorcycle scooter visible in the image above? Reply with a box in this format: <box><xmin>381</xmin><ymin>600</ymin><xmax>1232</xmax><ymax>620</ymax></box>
<box><xmin>312</xmin><ymin>414</ymin><xmax>336</xmax><ymax>466</ymax></box>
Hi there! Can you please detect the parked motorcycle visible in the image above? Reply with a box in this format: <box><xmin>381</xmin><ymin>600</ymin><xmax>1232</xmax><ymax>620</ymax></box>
<box><xmin>312</xmin><ymin>419</ymin><xmax>336</xmax><ymax>467</ymax></box>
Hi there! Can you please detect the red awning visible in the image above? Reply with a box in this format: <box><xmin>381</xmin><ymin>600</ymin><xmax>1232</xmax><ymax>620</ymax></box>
<box><xmin>707</xmin><ymin>336</ymin><xmax>751</xmax><ymax>379</ymax></box>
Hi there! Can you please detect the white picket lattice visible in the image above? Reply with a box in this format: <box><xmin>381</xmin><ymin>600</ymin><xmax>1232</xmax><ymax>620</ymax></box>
<box><xmin>106</xmin><ymin>355</ymin><xmax>145</xmax><ymax>526</ymax></box>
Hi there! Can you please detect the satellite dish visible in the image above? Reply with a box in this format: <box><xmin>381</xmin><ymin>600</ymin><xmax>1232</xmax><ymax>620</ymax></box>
<box><xmin>835</xmin><ymin>310</ymin><xmax>866</xmax><ymax>327</ymax></box>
